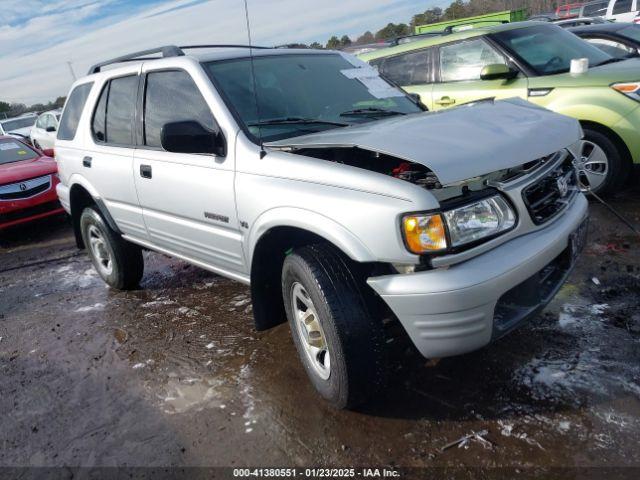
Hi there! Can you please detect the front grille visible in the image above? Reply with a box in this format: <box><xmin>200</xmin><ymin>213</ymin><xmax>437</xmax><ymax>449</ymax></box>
<box><xmin>522</xmin><ymin>156</ymin><xmax>577</xmax><ymax>225</ymax></box>
<box><xmin>0</xmin><ymin>201</ymin><xmax>62</xmax><ymax>224</ymax></box>
<box><xmin>0</xmin><ymin>175</ymin><xmax>51</xmax><ymax>201</ymax></box>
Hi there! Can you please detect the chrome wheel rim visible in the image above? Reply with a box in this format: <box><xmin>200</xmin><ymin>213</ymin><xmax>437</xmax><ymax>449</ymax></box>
<box><xmin>87</xmin><ymin>225</ymin><xmax>113</xmax><ymax>276</ymax></box>
<box><xmin>291</xmin><ymin>282</ymin><xmax>330</xmax><ymax>380</ymax></box>
<box><xmin>574</xmin><ymin>140</ymin><xmax>609</xmax><ymax>192</ymax></box>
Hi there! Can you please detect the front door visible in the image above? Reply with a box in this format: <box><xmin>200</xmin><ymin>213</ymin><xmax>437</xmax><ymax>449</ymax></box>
<box><xmin>430</xmin><ymin>38</ymin><xmax>529</xmax><ymax>111</ymax></box>
<box><xmin>133</xmin><ymin>67</ymin><xmax>246</xmax><ymax>276</ymax></box>
<box><xmin>608</xmin><ymin>0</ymin><xmax>638</xmax><ymax>22</ymax></box>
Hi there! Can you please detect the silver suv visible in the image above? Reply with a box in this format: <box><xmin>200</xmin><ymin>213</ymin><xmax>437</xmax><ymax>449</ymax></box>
<box><xmin>55</xmin><ymin>45</ymin><xmax>588</xmax><ymax>408</ymax></box>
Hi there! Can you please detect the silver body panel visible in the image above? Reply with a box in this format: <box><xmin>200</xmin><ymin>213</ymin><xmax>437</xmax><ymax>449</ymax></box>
<box><xmin>55</xmin><ymin>50</ymin><xmax>588</xmax><ymax>359</ymax></box>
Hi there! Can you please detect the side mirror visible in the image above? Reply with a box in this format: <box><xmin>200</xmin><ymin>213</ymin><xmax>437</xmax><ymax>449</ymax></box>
<box><xmin>43</xmin><ymin>148</ymin><xmax>55</xmax><ymax>158</ymax></box>
<box><xmin>480</xmin><ymin>64</ymin><xmax>518</xmax><ymax>81</ymax></box>
<box><xmin>46</xmin><ymin>126</ymin><xmax>56</xmax><ymax>132</ymax></box>
<box><xmin>408</xmin><ymin>93</ymin><xmax>421</xmax><ymax>103</ymax></box>
<box><xmin>160</xmin><ymin>121</ymin><xmax>226</xmax><ymax>156</ymax></box>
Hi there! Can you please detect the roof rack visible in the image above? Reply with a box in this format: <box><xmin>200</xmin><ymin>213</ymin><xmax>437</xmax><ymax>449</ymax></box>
<box><xmin>88</xmin><ymin>44</ymin><xmax>272</xmax><ymax>74</ymax></box>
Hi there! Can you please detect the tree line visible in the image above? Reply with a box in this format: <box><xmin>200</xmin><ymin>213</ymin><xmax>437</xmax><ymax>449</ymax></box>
<box><xmin>0</xmin><ymin>97</ymin><xmax>66</xmax><ymax>119</ymax></box>
<box><xmin>320</xmin><ymin>0</ymin><xmax>561</xmax><ymax>48</ymax></box>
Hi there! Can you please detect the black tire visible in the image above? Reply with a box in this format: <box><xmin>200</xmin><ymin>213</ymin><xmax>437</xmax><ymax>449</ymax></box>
<box><xmin>79</xmin><ymin>207</ymin><xmax>144</xmax><ymax>290</ymax></box>
<box><xmin>581</xmin><ymin>128</ymin><xmax>631</xmax><ymax>196</ymax></box>
<box><xmin>281</xmin><ymin>243</ymin><xmax>387</xmax><ymax>409</ymax></box>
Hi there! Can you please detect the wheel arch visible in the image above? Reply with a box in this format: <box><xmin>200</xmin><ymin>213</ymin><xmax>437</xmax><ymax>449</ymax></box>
<box><xmin>579</xmin><ymin>120</ymin><xmax>632</xmax><ymax>165</ymax></box>
<box><xmin>68</xmin><ymin>178</ymin><xmax>120</xmax><ymax>248</ymax></box>
<box><xmin>248</xmin><ymin>212</ymin><xmax>376</xmax><ymax>332</ymax></box>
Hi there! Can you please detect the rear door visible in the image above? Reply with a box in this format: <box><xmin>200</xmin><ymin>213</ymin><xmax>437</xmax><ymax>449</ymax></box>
<box><xmin>430</xmin><ymin>38</ymin><xmax>529</xmax><ymax>111</ymax></box>
<box><xmin>84</xmin><ymin>68</ymin><xmax>147</xmax><ymax>239</ymax></box>
<box><xmin>133</xmin><ymin>66</ymin><xmax>245</xmax><ymax>275</ymax></box>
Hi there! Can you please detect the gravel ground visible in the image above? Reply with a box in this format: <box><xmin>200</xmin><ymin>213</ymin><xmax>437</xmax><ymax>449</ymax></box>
<box><xmin>1</xmin><ymin>183</ymin><xmax>639</xmax><ymax>477</ymax></box>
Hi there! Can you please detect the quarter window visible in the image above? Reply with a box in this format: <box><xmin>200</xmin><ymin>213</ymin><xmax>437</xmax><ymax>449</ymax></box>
<box><xmin>57</xmin><ymin>82</ymin><xmax>93</xmax><ymax>141</ymax></box>
<box><xmin>143</xmin><ymin>70</ymin><xmax>216</xmax><ymax>148</ymax></box>
<box><xmin>379</xmin><ymin>50</ymin><xmax>432</xmax><ymax>86</ymax></box>
<box><xmin>439</xmin><ymin>39</ymin><xmax>505</xmax><ymax>82</ymax></box>
<box><xmin>92</xmin><ymin>82</ymin><xmax>108</xmax><ymax>142</ymax></box>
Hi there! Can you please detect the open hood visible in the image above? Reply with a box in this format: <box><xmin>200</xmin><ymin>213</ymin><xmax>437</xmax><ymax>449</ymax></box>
<box><xmin>265</xmin><ymin>98</ymin><xmax>582</xmax><ymax>185</ymax></box>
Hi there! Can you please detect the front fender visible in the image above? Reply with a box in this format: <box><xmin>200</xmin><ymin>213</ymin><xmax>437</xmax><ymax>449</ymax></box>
<box><xmin>246</xmin><ymin>207</ymin><xmax>376</xmax><ymax>268</ymax></box>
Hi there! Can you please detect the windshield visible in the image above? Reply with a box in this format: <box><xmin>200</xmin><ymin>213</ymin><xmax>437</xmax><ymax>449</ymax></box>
<box><xmin>205</xmin><ymin>53</ymin><xmax>422</xmax><ymax>142</ymax></box>
<box><xmin>618</xmin><ymin>25</ymin><xmax>640</xmax><ymax>43</ymax></box>
<box><xmin>493</xmin><ymin>25</ymin><xmax>612</xmax><ymax>75</ymax></box>
<box><xmin>0</xmin><ymin>138</ymin><xmax>38</xmax><ymax>165</ymax></box>
<box><xmin>1</xmin><ymin>116</ymin><xmax>36</xmax><ymax>132</ymax></box>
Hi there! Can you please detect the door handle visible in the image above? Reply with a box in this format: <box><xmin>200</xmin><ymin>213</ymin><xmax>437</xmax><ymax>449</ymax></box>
<box><xmin>435</xmin><ymin>96</ymin><xmax>456</xmax><ymax>106</ymax></box>
<box><xmin>82</xmin><ymin>156</ymin><xmax>92</xmax><ymax>168</ymax></box>
<box><xmin>140</xmin><ymin>164</ymin><xmax>152</xmax><ymax>179</ymax></box>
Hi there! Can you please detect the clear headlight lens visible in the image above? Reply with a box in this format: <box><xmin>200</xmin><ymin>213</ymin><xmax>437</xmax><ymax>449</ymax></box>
<box><xmin>612</xmin><ymin>82</ymin><xmax>640</xmax><ymax>102</ymax></box>
<box><xmin>444</xmin><ymin>195</ymin><xmax>515</xmax><ymax>247</ymax></box>
<box><xmin>402</xmin><ymin>213</ymin><xmax>447</xmax><ymax>254</ymax></box>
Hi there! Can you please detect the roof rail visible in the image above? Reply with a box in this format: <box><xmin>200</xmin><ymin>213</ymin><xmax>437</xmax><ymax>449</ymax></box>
<box><xmin>88</xmin><ymin>45</ymin><xmax>184</xmax><ymax>74</ymax></box>
<box><xmin>179</xmin><ymin>44</ymin><xmax>272</xmax><ymax>50</ymax></box>
<box><xmin>88</xmin><ymin>44</ymin><xmax>278</xmax><ymax>75</ymax></box>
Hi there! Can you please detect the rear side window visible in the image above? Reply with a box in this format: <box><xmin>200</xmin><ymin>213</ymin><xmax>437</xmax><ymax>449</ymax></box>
<box><xmin>143</xmin><ymin>70</ymin><xmax>216</xmax><ymax>148</ymax></box>
<box><xmin>105</xmin><ymin>76</ymin><xmax>138</xmax><ymax>145</ymax></box>
<box><xmin>57</xmin><ymin>82</ymin><xmax>93</xmax><ymax>141</ymax></box>
<box><xmin>613</xmin><ymin>0</ymin><xmax>633</xmax><ymax>13</ymax></box>
<box><xmin>92</xmin><ymin>75</ymin><xmax>137</xmax><ymax>145</ymax></box>
<box><xmin>379</xmin><ymin>50</ymin><xmax>432</xmax><ymax>86</ymax></box>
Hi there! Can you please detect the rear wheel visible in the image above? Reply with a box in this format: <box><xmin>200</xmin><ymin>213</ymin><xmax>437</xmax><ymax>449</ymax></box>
<box><xmin>281</xmin><ymin>244</ymin><xmax>387</xmax><ymax>409</ymax></box>
<box><xmin>80</xmin><ymin>207</ymin><xmax>144</xmax><ymax>290</ymax></box>
<box><xmin>576</xmin><ymin>128</ymin><xmax>631</xmax><ymax>196</ymax></box>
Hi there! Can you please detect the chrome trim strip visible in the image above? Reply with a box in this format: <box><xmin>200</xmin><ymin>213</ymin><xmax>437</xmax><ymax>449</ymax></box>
<box><xmin>0</xmin><ymin>175</ymin><xmax>52</xmax><ymax>201</ymax></box>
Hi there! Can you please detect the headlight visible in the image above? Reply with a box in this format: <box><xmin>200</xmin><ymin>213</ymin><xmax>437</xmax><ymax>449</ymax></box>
<box><xmin>402</xmin><ymin>195</ymin><xmax>515</xmax><ymax>255</ymax></box>
<box><xmin>612</xmin><ymin>82</ymin><xmax>640</xmax><ymax>102</ymax></box>
<box><xmin>444</xmin><ymin>195</ymin><xmax>515</xmax><ymax>247</ymax></box>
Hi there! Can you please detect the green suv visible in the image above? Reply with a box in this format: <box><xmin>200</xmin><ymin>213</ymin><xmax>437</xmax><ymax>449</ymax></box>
<box><xmin>360</xmin><ymin>22</ymin><xmax>640</xmax><ymax>194</ymax></box>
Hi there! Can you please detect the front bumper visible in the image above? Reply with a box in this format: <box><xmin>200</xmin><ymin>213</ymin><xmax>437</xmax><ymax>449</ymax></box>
<box><xmin>367</xmin><ymin>194</ymin><xmax>588</xmax><ymax>359</ymax></box>
<box><xmin>0</xmin><ymin>176</ymin><xmax>65</xmax><ymax>230</ymax></box>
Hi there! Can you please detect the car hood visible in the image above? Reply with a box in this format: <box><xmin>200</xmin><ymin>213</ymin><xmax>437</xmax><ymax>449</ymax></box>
<box><xmin>548</xmin><ymin>57</ymin><xmax>640</xmax><ymax>87</ymax></box>
<box><xmin>265</xmin><ymin>98</ymin><xmax>581</xmax><ymax>185</ymax></box>
<box><xmin>5</xmin><ymin>127</ymin><xmax>32</xmax><ymax>137</ymax></box>
<box><xmin>0</xmin><ymin>156</ymin><xmax>57</xmax><ymax>185</ymax></box>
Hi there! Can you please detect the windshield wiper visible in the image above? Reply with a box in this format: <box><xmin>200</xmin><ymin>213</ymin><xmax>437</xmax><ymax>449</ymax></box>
<box><xmin>247</xmin><ymin>117</ymin><xmax>348</xmax><ymax>127</ymax></box>
<box><xmin>595</xmin><ymin>57</ymin><xmax>627</xmax><ymax>67</ymax></box>
<box><xmin>339</xmin><ymin>108</ymin><xmax>407</xmax><ymax>118</ymax></box>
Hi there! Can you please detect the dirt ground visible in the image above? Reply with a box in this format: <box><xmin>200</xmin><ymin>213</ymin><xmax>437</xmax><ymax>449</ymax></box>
<box><xmin>1</xmin><ymin>182</ymin><xmax>639</xmax><ymax>477</ymax></box>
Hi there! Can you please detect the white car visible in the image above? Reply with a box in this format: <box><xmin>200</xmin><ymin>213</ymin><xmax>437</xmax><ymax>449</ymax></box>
<box><xmin>30</xmin><ymin>110</ymin><xmax>61</xmax><ymax>150</ymax></box>
<box><xmin>0</xmin><ymin>114</ymin><xmax>37</xmax><ymax>141</ymax></box>
<box><xmin>605</xmin><ymin>0</ymin><xmax>640</xmax><ymax>22</ymax></box>
<box><xmin>55</xmin><ymin>45</ymin><xmax>588</xmax><ymax>408</ymax></box>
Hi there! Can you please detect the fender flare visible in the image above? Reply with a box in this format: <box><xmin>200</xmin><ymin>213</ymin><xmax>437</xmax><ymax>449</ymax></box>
<box><xmin>68</xmin><ymin>174</ymin><xmax>121</xmax><ymax>235</ymax></box>
<box><xmin>246</xmin><ymin>207</ymin><xmax>375</xmax><ymax>269</ymax></box>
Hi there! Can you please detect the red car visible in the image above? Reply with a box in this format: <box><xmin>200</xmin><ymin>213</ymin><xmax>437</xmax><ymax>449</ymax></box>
<box><xmin>0</xmin><ymin>136</ymin><xmax>65</xmax><ymax>231</ymax></box>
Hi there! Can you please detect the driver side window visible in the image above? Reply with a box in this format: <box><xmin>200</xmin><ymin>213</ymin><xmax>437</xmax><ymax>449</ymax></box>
<box><xmin>439</xmin><ymin>39</ymin><xmax>506</xmax><ymax>82</ymax></box>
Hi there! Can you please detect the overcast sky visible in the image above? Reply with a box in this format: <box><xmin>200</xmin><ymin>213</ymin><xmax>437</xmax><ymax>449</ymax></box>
<box><xmin>0</xmin><ymin>0</ymin><xmax>446</xmax><ymax>104</ymax></box>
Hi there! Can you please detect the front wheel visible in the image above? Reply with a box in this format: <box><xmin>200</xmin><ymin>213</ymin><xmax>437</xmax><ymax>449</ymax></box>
<box><xmin>282</xmin><ymin>244</ymin><xmax>387</xmax><ymax>409</ymax></box>
<box><xmin>575</xmin><ymin>128</ymin><xmax>631</xmax><ymax>196</ymax></box>
<box><xmin>80</xmin><ymin>207</ymin><xmax>144</xmax><ymax>290</ymax></box>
